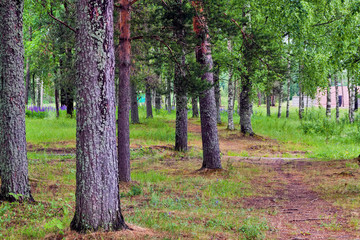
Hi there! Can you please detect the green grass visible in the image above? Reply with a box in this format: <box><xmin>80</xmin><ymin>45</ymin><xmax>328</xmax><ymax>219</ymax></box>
<box><xmin>220</xmin><ymin>104</ymin><xmax>360</xmax><ymax>160</ymax></box>
<box><xmin>3</xmin><ymin>104</ymin><xmax>360</xmax><ymax>238</ymax></box>
<box><xmin>26</xmin><ymin>117</ymin><xmax>76</xmax><ymax>144</ymax></box>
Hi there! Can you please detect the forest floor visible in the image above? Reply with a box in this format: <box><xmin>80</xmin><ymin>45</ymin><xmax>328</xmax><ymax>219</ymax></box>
<box><xmin>1</xmin><ymin>115</ymin><xmax>360</xmax><ymax>239</ymax></box>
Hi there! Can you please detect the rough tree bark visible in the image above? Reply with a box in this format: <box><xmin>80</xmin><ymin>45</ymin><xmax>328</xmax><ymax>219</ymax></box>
<box><xmin>214</xmin><ymin>65</ymin><xmax>222</xmax><ymax>124</ymax></box>
<box><xmin>227</xmin><ymin>40</ymin><xmax>235</xmax><ymax>130</ymax></box>
<box><xmin>118</xmin><ymin>0</ymin><xmax>132</xmax><ymax>182</ymax></box>
<box><xmin>146</xmin><ymin>81</ymin><xmax>153</xmax><ymax>118</ymax></box>
<box><xmin>71</xmin><ymin>0</ymin><xmax>127</xmax><ymax>232</ymax></box>
<box><xmin>130</xmin><ymin>81</ymin><xmax>140</xmax><ymax>124</ymax></box>
<box><xmin>266</xmin><ymin>94</ymin><xmax>271</xmax><ymax>117</ymax></box>
<box><xmin>227</xmin><ymin>68</ymin><xmax>235</xmax><ymax>129</ymax></box>
<box><xmin>192</xmin><ymin>97</ymin><xmax>199</xmax><ymax>118</ymax></box>
<box><xmin>155</xmin><ymin>90</ymin><xmax>161</xmax><ymax>111</ymax></box>
<box><xmin>326</xmin><ymin>76</ymin><xmax>331</xmax><ymax>118</ymax></box>
<box><xmin>174</xmin><ymin>3</ymin><xmax>188</xmax><ymax>152</ymax></box>
<box><xmin>334</xmin><ymin>73</ymin><xmax>339</xmax><ymax>122</ymax></box>
<box><xmin>239</xmin><ymin>5</ymin><xmax>254</xmax><ymax>135</ymax></box>
<box><xmin>193</xmin><ymin>1</ymin><xmax>221</xmax><ymax>169</ymax></box>
<box><xmin>0</xmin><ymin>0</ymin><xmax>33</xmax><ymax>202</ymax></box>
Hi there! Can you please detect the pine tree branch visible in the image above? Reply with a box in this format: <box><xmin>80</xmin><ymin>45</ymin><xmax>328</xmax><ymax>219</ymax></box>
<box><xmin>47</xmin><ymin>12</ymin><xmax>76</xmax><ymax>33</ymax></box>
<box><xmin>37</xmin><ymin>0</ymin><xmax>76</xmax><ymax>33</ymax></box>
<box><xmin>312</xmin><ymin>16</ymin><xmax>343</xmax><ymax>27</ymax></box>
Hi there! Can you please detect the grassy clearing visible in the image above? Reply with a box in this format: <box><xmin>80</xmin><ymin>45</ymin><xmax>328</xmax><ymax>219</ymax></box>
<box><xmin>0</xmin><ymin>147</ymin><xmax>272</xmax><ymax>239</ymax></box>
<box><xmin>2</xmin><ymin>104</ymin><xmax>360</xmax><ymax>238</ymax></box>
<box><xmin>221</xmin><ymin>105</ymin><xmax>360</xmax><ymax>160</ymax></box>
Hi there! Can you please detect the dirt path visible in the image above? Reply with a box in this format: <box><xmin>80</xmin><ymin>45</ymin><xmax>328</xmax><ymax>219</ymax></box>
<box><xmin>231</xmin><ymin>158</ymin><xmax>356</xmax><ymax>239</ymax></box>
<box><xmin>187</xmin><ymin>121</ymin><xmax>358</xmax><ymax>239</ymax></box>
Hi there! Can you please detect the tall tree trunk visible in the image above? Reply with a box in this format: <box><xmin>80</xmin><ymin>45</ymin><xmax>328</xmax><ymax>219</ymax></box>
<box><xmin>117</xmin><ymin>0</ymin><xmax>131</xmax><ymax>182</ymax></box>
<box><xmin>32</xmin><ymin>73</ymin><xmax>36</xmax><ymax>105</ymax></box>
<box><xmin>341</xmin><ymin>77</ymin><xmax>345</xmax><ymax>107</ymax></box>
<box><xmin>257</xmin><ymin>92</ymin><xmax>261</xmax><ymax>106</ymax></box>
<box><xmin>286</xmin><ymin>59</ymin><xmax>291</xmax><ymax>118</ymax></box>
<box><xmin>36</xmin><ymin>78</ymin><xmax>43</xmax><ymax>108</ymax></box>
<box><xmin>348</xmin><ymin>73</ymin><xmax>355</xmax><ymax>124</ymax></box>
<box><xmin>233</xmin><ymin>77</ymin><xmax>237</xmax><ymax>114</ymax></box>
<box><xmin>25</xmin><ymin>58</ymin><xmax>30</xmax><ymax>105</ymax></box>
<box><xmin>0</xmin><ymin>0</ymin><xmax>33</xmax><ymax>202</ymax></box>
<box><xmin>299</xmin><ymin>81</ymin><xmax>304</xmax><ymax>119</ymax></box>
<box><xmin>146</xmin><ymin>81</ymin><xmax>153</xmax><ymax>118</ymax></box>
<box><xmin>214</xmin><ymin>65</ymin><xmax>222</xmax><ymax>124</ymax></box>
<box><xmin>71</xmin><ymin>0</ymin><xmax>127</xmax><ymax>232</ymax></box>
<box><xmin>278</xmin><ymin>83</ymin><xmax>282</xmax><ymax>118</ymax></box>
<box><xmin>227</xmin><ymin>54</ymin><xmax>235</xmax><ymax>130</ymax></box>
<box><xmin>271</xmin><ymin>94</ymin><xmax>275</xmax><ymax>106</ymax></box>
<box><xmin>155</xmin><ymin>90</ymin><xmax>161</xmax><ymax>111</ymax></box>
<box><xmin>227</xmin><ymin>73</ymin><xmax>235</xmax><ymax>130</ymax></box>
<box><xmin>174</xmin><ymin>25</ymin><xmax>188</xmax><ymax>152</ymax></box>
<box><xmin>166</xmin><ymin>77</ymin><xmax>172</xmax><ymax>113</ymax></box>
<box><xmin>326</xmin><ymin>76</ymin><xmax>331</xmax><ymax>118</ymax></box>
<box><xmin>334</xmin><ymin>73</ymin><xmax>339</xmax><ymax>122</ymax></box>
<box><xmin>192</xmin><ymin>97</ymin><xmax>199</xmax><ymax>118</ymax></box>
<box><xmin>193</xmin><ymin>1</ymin><xmax>221</xmax><ymax>169</ymax></box>
<box><xmin>239</xmin><ymin>5</ymin><xmax>254</xmax><ymax>135</ymax></box>
<box><xmin>266</xmin><ymin>93</ymin><xmax>271</xmax><ymax>117</ymax></box>
<box><xmin>130</xmin><ymin>81</ymin><xmax>139</xmax><ymax>124</ymax></box>
<box><xmin>239</xmin><ymin>78</ymin><xmax>254</xmax><ymax>135</ymax></box>
<box><xmin>55</xmin><ymin>86</ymin><xmax>60</xmax><ymax>118</ymax></box>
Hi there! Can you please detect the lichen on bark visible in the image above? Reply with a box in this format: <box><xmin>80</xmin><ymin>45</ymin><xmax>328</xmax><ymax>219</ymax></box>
<box><xmin>0</xmin><ymin>0</ymin><xmax>33</xmax><ymax>202</ymax></box>
<box><xmin>71</xmin><ymin>0</ymin><xmax>127</xmax><ymax>232</ymax></box>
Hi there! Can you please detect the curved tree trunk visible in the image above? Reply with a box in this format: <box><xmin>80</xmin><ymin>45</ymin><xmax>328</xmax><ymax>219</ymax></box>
<box><xmin>0</xmin><ymin>0</ymin><xmax>33</xmax><ymax>202</ymax></box>
<box><xmin>326</xmin><ymin>76</ymin><xmax>332</xmax><ymax>118</ymax></box>
<box><xmin>71</xmin><ymin>0</ymin><xmax>127</xmax><ymax>232</ymax></box>
<box><xmin>193</xmin><ymin>1</ymin><xmax>221</xmax><ymax>169</ymax></box>
<box><xmin>130</xmin><ymin>81</ymin><xmax>140</xmax><ymax>124</ymax></box>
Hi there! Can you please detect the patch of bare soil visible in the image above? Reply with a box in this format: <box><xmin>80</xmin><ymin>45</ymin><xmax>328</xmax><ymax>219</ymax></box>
<box><xmin>44</xmin><ymin>224</ymin><xmax>159</xmax><ymax>240</ymax></box>
<box><xmin>188</xmin><ymin>121</ymin><xmax>301</xmax><ymax>158</ymax></box>
<box><xmin>27</xmin><ymin>142</ymin><xmax>75</xmax><ymax>154</ymax></box>
<box><xmin>238</xmin><ymin>158</ymin><xmax>358</xmax><ymax>239</ymax></box>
